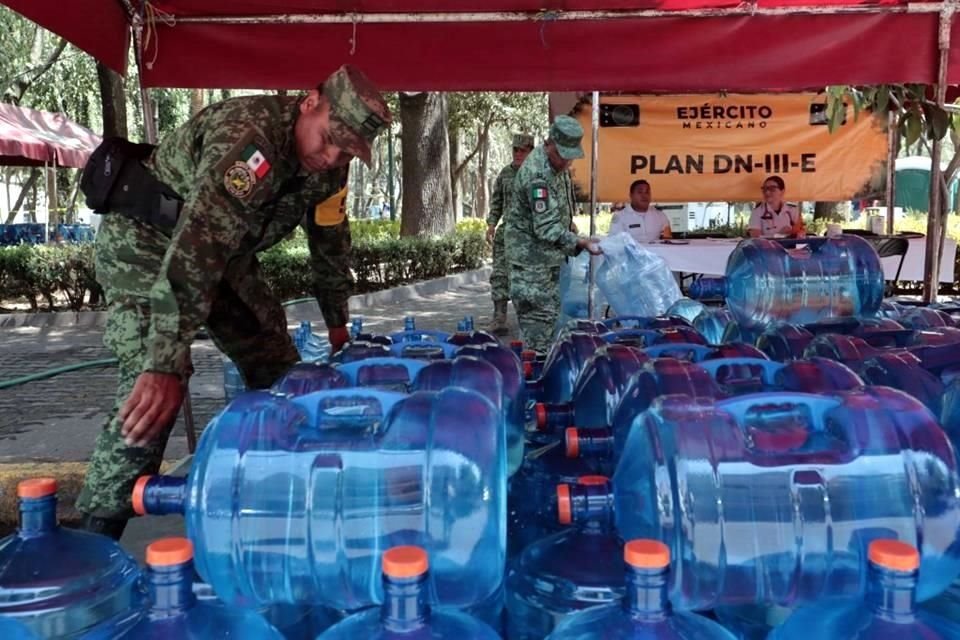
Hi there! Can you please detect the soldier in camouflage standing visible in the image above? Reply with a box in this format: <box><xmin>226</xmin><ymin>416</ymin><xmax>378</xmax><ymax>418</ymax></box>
<box><xmin>503</xmin><ymin>116</ymin><xmax>601</xmax><ymax>353</ymax></box>
<box><xmin>76</xmin><ymin>65</ymin><xmax>391</xmax><ymax>539</ymax></box>
<box><xmin>485</xmin><ymin>133</ymin><xmax>534</xmax><ymax>335</ymax></box>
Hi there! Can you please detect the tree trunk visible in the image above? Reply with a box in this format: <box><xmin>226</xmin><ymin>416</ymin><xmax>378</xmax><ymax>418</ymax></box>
<box><xmin>6</xmin><ymin>169</ymin><xmax>41</xmax><ymax>223</ymax></box>
<box><xmin>3</xmin><ymin>30</ymin><xmax>67</xmax><ymax>104</ymax></box>
<box><xmin>189</xmin><ymin>88</ymin><xmax>205</xmax><ymax>116</ymax></box>
<box><xmin>399</xmin><ymin>92</ymin><xmax>454</xmax><ymax>237</ymax></box>
<box><xmin>449</xmin><ymin>123</ymin><xmax>460</xmax><ymax>221</ymax></box>
<box><xmin>96</xmin><ymin>62</ymin><xmax>128</xmax><ymax>138</ymax></box>
<box><xmin>475</xmin><ymin>126</ymin><xmax>490</xmax><ymax>218</ymax></box>
<box><xmin>813</xmin><ymin>202</ymin><xmax>841</xmax><ymax>222</ymax></box>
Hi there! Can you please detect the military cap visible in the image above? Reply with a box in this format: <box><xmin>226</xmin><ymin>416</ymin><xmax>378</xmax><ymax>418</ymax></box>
<box><xmin>512</xmin><ymin>133</ymin><xmax>535</xmax><ymax>150</ymax></box>
<box><xmin>324</xmin><ymin>65</ymin><xmax>392</xmax><ymax>166</ymax></box>
<box><xmin>548</xmin><ymin>115</ymin><xmax>585</xmax><ymax>160</ymax></box>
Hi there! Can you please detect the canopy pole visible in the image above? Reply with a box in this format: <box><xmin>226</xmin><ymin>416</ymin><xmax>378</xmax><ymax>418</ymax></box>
<box><xmin>885</xmin><ymin>110</ymin><xmax>898</xmax><ymax>235</ymax></box>
<box><xmin>388</xmin><ymin>125</ymin><xmax>396</xmax><ymax>221</ymax></box>
<box><xmin>922</xmin><ymin>1</ymin><xmax>955</xmax><ymax>303</ymax></box>
<box><xmin>122</xmin><ymin>0</ymin><xmax>158</xmax><ymax>143</ymax></box>
<box><xmin>586</xmin><ymin>90</ymin><xmax>600</xmax><ymax>319</ymax></box>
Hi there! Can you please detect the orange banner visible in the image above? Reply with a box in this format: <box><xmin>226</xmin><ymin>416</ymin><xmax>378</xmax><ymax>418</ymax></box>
<box><xmin>569</xmin><ymin>93</ymin><xmax>889</xmax><ymax>203</ymax></box>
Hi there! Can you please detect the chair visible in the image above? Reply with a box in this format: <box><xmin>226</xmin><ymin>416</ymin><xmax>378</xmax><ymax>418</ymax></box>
<box><xmin>873</xmin><ymin>237</ymin><xmax>909</xmax><ymax>297</ymax></box>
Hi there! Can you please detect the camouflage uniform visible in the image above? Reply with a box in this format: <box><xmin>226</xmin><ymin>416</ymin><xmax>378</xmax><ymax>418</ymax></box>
<box><xmin>77</xmin><ymin>66</ymin><xmax>390</xmax><ymax>524</ymax></box>
<box><xmin>486</xmin><ymin>133</ymin><xmax>535</xmax><ymax>319</ymax></box>
<box><xmin>503</xmin><ymin>117</ymin><xmax>585</xmax><ymax>353</ymax></box>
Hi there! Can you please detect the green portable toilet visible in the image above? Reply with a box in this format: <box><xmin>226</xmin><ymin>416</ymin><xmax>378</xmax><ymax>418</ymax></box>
<box><xmin>895</xmin><ymin>156</ymin><xmax>960</xmax><ymax>213</ymax></box>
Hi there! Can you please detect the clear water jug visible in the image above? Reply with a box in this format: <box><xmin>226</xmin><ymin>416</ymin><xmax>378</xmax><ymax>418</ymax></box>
<box><xmin>597</xmin><ymin>233</ymin><xmax>682</xmax><ymax>317</ymax></box>
<box><xmin>455</xmin><ymin>343</ymin><xmax>527</xmax><ymax>476</ymax></box>
<box><xmin>527</xmin><ymin>332</ymin><xmax>608</xmax><ymax>403</ymax></box>
<box><xmin>534</xmin><ymin>345</ymin><xmax>650</xmax><ymax>436</ymax></box>
<box><xmin>0</xmin><ymin>478</ymin><xmax>142</xmax><ymax>638</ymax></box>
<box><xmin>506</xmin><ymin>476</ymin><xmax>625</xmax><ymax>640</ymax></box>
<box><xmin>582</xmin><ymin>389</ymin><xmax>960</xmax><ymax>610</ymax></box>
<box><xmin>665</xmin><ymin>298</ymin><xmax>707</xmax><ymax>323</ymax></box>
<box><xmin>770</xmin><ymin>540</ymin><xmax>960</xmax><ymax>640</ymax></box>
<box><xmin>270</xmin><ymin>362</ymin><xmax>350</xmax><ymax>397</ymax></box>
<box><xmin>132</xmin><ymin>387</ymin><xmax>505</xmax><ymax>612</ymax></box>
<box><xmin>337</xmin><ymin>357</ymin><xmax>429</xmax><ymax>392</ymax></box>
<box><xmin>694</xmin><ymin>307</ymin><xmax>738</xmax><ymax>346</ymax></box>
<box><xmin>114</xmin><ymin>538</ymin><xmax>284</xmax><ymax>639</ymax></box>
<box><xmin>317</xmin><ymin>546</ymin><xmax>501</xmax><ymax>640</ymax></box>
<box><xmin>690</xmin><ymin>236</ymin><xmax>884</xmax><ymax>328</ymax></box>
<box><xmin>545</xmin><ymin>540</ymin><xmax>736</xmax><ymax>640</ymax></box>
<box><xmin>294</xmin><ymin>320</ymin><xmax>330</xmax><ymax>362</ymax></box>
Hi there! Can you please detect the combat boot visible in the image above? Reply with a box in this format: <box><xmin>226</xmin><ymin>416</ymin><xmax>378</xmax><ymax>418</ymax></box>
<box><xmin>487</xmin><ymin>300</ymin><xmax>509</xmax><ymax>336</ymax></box>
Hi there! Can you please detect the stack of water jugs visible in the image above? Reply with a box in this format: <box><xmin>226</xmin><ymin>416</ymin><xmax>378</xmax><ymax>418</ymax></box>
<box><xmin>7</xmin><ymin>234</ymin><xmax>960</xmax><ymax>638</ymax></box>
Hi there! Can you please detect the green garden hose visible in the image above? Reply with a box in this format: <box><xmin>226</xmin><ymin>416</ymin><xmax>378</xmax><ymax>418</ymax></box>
<box><xmin>0</xmin><ymin>358</ymin><xmax>118</xmax><ymax>390</ymax></box>
<box><xmin>0</xmin><ymin>297</ymin><xmax>320</xmax><ymax>390</ymax></box>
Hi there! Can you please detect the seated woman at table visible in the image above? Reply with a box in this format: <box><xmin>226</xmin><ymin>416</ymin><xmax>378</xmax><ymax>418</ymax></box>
<box><xmin>749</xmin><ymin>175</ymin><xmax>806</xmax><ymax>238</ymax></box>
<box><xmin>609</xmin><ymin>179</ymin><xmax>673</xmax><ymax>243</ymax></box>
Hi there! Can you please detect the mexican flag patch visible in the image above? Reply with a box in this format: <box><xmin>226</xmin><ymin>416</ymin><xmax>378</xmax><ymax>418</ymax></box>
<box><xmin>241</xmin><ymin>144</ymin><xmax>271</xmax><ymax>178</ymax></box>
<box><xmin>532</xmin><ymin>187</ymin><xmax>548</xmax><ymax>199</ymax></box>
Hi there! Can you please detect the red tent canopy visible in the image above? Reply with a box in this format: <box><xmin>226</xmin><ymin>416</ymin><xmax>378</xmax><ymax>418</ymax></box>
<box><xmin>1</xmin><ymin>0</ymin><xmax>956</xmax><ymax>92</ymax></box>
<box><xmin>0</xmin><ymin>103</ymin><xmax>102</xmax><ymax>168</ymax></box>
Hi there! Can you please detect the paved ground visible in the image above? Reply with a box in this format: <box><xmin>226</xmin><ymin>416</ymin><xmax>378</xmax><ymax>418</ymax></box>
<box><xmin>0</xmin><ymin>268</ymin><xmax>519</xmax><ymax>547</ymax></box>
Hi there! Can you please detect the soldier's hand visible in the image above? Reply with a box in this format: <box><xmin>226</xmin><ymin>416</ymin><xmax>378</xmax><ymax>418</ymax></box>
<box><xmin>120</xmin><ymin>372</ymin><xmax>184</xmax><ymax>448</ymax></box>
<box><xmin>485</xmin><ymin>225</ymin><xmax>496</xmax><ymax>244</ymax></box>
<box><xmin>328</xmin><ymin>326</ymin><xmax>350</xmax><ymax>353</ymax></box>
<box><xmin>578</xmin><ymin>237</ymin><xmax>603</xmax><ymax>256</ymax></box>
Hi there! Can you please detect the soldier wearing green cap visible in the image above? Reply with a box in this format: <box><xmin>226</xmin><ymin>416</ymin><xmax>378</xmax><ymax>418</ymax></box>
<box><xmin>77</xmin><ymin>64</ymin><xmax>392</xmax><ymax>539</ymax></box>
<box><xmin>485</xmin><ymin>132</ymin><xmax>535</xmax><ymax>335</ymax></box>
<box><xmin>503</xmin><ymin>115</ymin><xmax>602</xmax><ymax>352</ymax></box>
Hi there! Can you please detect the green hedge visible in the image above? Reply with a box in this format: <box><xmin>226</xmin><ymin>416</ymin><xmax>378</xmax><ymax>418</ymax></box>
<box><xmin>0</xmin><ymin>220</ymin><xmax>490</xmax><ymax>311</ymax></box>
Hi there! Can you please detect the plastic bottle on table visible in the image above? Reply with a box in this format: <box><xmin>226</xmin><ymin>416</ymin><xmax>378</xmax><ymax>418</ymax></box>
<box><xmin>506</xmin><ymin>476</ymin><xmax>625</xmax><ymax>640</ymax></box>
<box><xmin>317</xmin><ymin>546</ymin><xmax>501</xmax><ymax>640</ymax></box>
<box><xmin>0</xmin><ymin>478</ymin><xmax>142</xmax><ymax>638</ymax></box>
<box><xmin>545</xmin><ymin>540</ymin><xmax>736</xmax><ymax>640</ymax></box>
<box><xmin>574</xmin><ymin>388</ymin><xmax>960</xmax><ymax>610</ymax></box>
<box><xmin>596</xmin><ymin>233</ymin><xmax>682</xmax><ymax>318</ymax></box>
<box><xmin>690</xmin><ymin>236</ymin><xmax>884</xmax><ymax>328</ymax></box>
<box><xmin>113</xmin><ymin>538</ymin><xmax>284</xmax><ymax>639</ymax></box>
<box><xmin>131</xmin><ymin>387</ymin><xmax>504</xmax><ymax>613</ymax></box>
<box><xmin>770</xmin><ymin>540</ymin><xmax>960</xmax><ymax>640</ymax></box>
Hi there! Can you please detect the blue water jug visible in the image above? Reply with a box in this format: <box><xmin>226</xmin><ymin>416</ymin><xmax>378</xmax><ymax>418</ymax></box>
<box><xmin>222</xmin><ymin>356</ymin><xmax>246</xmax><ymax>402</ymax></box>
<box><xmin>337</xmin><ymin>357</ymin><xmax>429</xmax><ymax>392</ymax></box>
<box><xmin>446</xmin><ymin>319</ymin><xmax>500</xmax><ymax>347</ymax></box>
<box><xmin>507</xmin><ymin>442</ymin><xmax>608</xmax><ymax>559</ymax></box>
<box><xmin>694</xmin><ymin>307</ymin><xmax>737</xmax><ymax>345</ymax></box>
<box><xmin>317</xmin><ymin>546</ymin><xmax>501</xmax><ymax>640</ymax></box>
<box><xmin>132</xmin><ymin>387</ymin><xmax>504</xmax><ymax>612</ymax></box>
<box><xmin>271</xmin><ymin>362</ymin><xmax>350</xmax><ymax>397</ymax></box>
<box><xmin>506</xmin><ymin>476</ymin><xmax>625</xmax><ymax>640</ymax></box>
<box><xmin>527</xmin><ymin>332</ymin><xmax>608</xmax><ymax>403</ymax></box>
<box><xmin>564</xmin><ymin>358</ymin><xmax>720</xmax><ymax>465</ymax></box>
<box><xmin>453</xmin><ymin>344</ymin><xmax>527</xmax><ymax>476</ymax></box>
<box><xmin>604</xmin><ymin>325</ymin><xmax>707</xmax><ymax>350</ymax></box>
<box><xmin>0</xmin><ymin>617</ymin><xmax>37</xmax><ymax>639</ymax></box>
<box><xmin>596</xmin><ymin>388</ymin><xmax>960</xmax><ymax>610</ymax></box>
<box><xmin>596</xmin><ymin>233</ymin><xmax>682</xmax><ymax>317</ymax></box>
<box><xmin>770</xmin><ymin>540</ymin><xmax>960</xmax><ymax>640</ymax></box>
<box><xmin>294</xmin><ymin>321</ymin><xmax>330</xmax><ymax>362</ymax></box>
<box><xmin>640</xmin><ymin>342</ymin><xmax>766</xmax><ymax>363</ymax></box>
<box><xmin>533</xmin><ymin>345</ymin><xmax>650</xmax><ymax>437</ymax></box>
<box><xmin>665</xmin><ymin>298</ymin><xmax>707</xmax><ymax>323</ymax></box>
<box><xmin>389</xmin><ymin>318</ymin><xmax>450</xmax><ymax>344</ymax></box>
<box><xmin>602</xmin><ymin>316</ymin><xmax>693</xmax><ymax>331</ymax></box>
<box><xmin>387</xmin><ymin>339</ymin><xmax>460</xmax><ymax>360</ymax></box>
<box><xmin>545</xmin><ymin>540</ymin><xmax>736</xmax><ymax>640</ymax></box>
<box><xmin>690</xmin><ymin>236</ymin><xmax>884</xmax><ymax>328</ymax></box>
<box><xmin>191</xmin><ymin>582</ymin><xmax>340</xmax><ymax>640</ymax></box>
<box><xmin>329</xmin><ymin>340</ymin><xmax>392</xmax><ymax>363</ymax></box>
<box><xmin>0</xmin><ymin>478</ymin><xmax>142</xmax><ymax>638</ymax></box>
<box><xmin>901</xmin><ymin>307</ymin><xmax>955</xmax><ymax>330</ymax></box>
<box><xmin>877</xmin><ymin>300</ymin><xmax>906</xmax><ymax>320</ymax></box>
<box><xmin>114</xmin><ymin>538</ymin><xmax>283</xmax><ymax>639</ymax></box>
